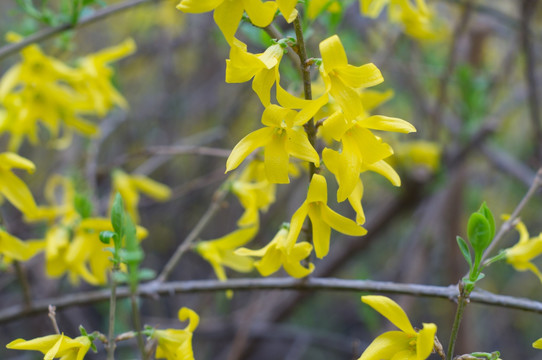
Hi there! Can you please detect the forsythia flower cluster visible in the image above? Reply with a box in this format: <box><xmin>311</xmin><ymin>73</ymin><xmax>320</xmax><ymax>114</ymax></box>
<box><xmin>178</xmin><ymin>0</ymin><xmax>416</xmax><ymax>285</ymax></box>
<box><xmin>0</xmin><ymin>35</ymin><xmax>135</xmax><ymax>151</ymax></box>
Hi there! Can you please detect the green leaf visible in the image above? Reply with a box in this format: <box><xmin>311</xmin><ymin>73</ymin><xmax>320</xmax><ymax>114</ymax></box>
<box><xmin>113</xmin><ymin>272</ymin><xmax>129</xmax><ymax>283</ymax></box>
<box><xmin>137</xmin><ymin>268</ymin><xmax>156</xmax><ymax>281</ymax></box>
<box><xmin>478</xmin><ymin>202</ymin><xmax>495</xmax><ymax>240</ymax></box>
<box><xmin>467</xmin><ymin>212</ymin><xmax>491</xmax><ymax>255</ymax></box>
<box><xmin>99</xmin><ymin>231</ymin><xmax>116</xmax><ymax>245</ymax></box>
<box><xmin>79</xmin><ymin>325</ymin><xmax>88</xmax><ymax>336</ymax></box>
<box><xmin>484</xmin><ymin>250</ymin><xmax>507</xmax><ymax>267</ymax></box>
<box><xmin>74</xmin><ymin>193</ymin><xmax>93</xmax><ymax>219</ymax></box>
<box><xmin>456</xmin><ymin>236</ymin><xmax>472</xmax><ymax>268</ymax></box>
<box><xmin>111</xmin><ymin>193</ymin><xmax>125</xmax><ymax>237</ymax></box>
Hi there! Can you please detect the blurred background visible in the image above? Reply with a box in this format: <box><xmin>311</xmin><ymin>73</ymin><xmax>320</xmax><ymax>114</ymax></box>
<box><xmin>1</xmin><ymin>0</ymin><xmax>542</xmax><ymax>359</ymax></box>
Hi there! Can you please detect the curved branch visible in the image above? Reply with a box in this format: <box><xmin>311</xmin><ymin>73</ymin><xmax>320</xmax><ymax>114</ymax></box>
<box><xmin>0</xmin><ymin>0</ymin><xmax>163</xmax><ymax>62</ymax></box>
<box><xmin>1</xmin><ymin>277</ymin><xmax>542</xmax><ymax>324</ymax></box>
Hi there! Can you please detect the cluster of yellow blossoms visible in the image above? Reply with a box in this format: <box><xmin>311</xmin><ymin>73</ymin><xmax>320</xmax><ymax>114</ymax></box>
<box><xmin>0</xmin><ymin>35</ymin><xmax>135</xmax><ymax>151</ymax></box>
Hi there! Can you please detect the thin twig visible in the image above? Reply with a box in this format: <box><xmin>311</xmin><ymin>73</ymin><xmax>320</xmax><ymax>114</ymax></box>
<box><xmin>430</xmin><ymin>0</ymin><xmax>475</xmax><ymax>139</ymax></box>
<box><xmin>3</xmin><ymin>277</ymin><xmax>542</xmax><ymax>324</ymax></box>
<box><xmin>13</xmin><ymin>261</ymin><xmax>32</xmax><ymax>309</ymax></box>
<box><xmin>48</xmin><ymin>305</ymin><xmax>60</xmax><ymax>334</ymax></box>
<box><xmin>482</xmin><ymin>167</ymin><xmax>542</xmax><ymax>262</ymax></box>
<box><xmin>156</xmin><ymin>184</ymin><xmax>230</xmax><ymax>282</ymax></box>
<box><xmin>107</xmin><ymin>269</ymin><xmax>120</xmax><ymax>360</ymax></box>
<box><xmin>447</xmin><ymin>284</ymin><xmax>470</xmax><ymax>360</ymax></box>
<box><xmin>519</xmin><ymin>0</ymin><xmax>542</xmax><ymax>162</ymax></box>
<box><xmin>0</xmin><ymin>0</ymin><xmax>165</xmax><ymax>61</ymax></box>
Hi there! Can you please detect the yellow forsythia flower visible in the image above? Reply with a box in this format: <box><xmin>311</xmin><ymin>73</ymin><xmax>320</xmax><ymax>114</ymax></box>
<box><xmin>504</xmin><ymin>218</ymin><xmax>542</xmax><ymax>283</ymax></box>
<box><xmin>225</xmin><ymin>41</ymin><xmax>284</xmax><ymax>106</ymax></box>
<box><xmin>176</xmin><ymin>0</ymin><xmax>278</xmax><ymax>45</ymax></box>
<box><xmin>236</xmin><ymin>223</ymin><xmax>314</xmax><ymax>278</ymax></box>
<box><xmin>319</xmin><ymin>35</ymin><xmax>384</xmax><ymax>120</ymax></box>
<box><xmin>111</xmin><ymin>169</ymin><xmax>172</xmax><ymax>224</ymax></box>
<box><xmin>153</xmin><ymin>307</ymin><xmax>199</xmax><ymax>360</ymax></box>
<box><xmin>394</xmin><ymin>140</ymin><xmax>442</xmax><ymax>173</ymax></box>
<box><xmin>287</xmin><ymin>174</ymin><xmax>366</xmax><ymax>258</ymax></box>
<box><xmin>6</xmin><ymin>333</ymin><xmax>92</xmax><ymax>360</ymax></box>
<box><xmin>231</xmin><ymin>160</ymin><xmax>276</xmax><ymax>227</ymax></box>
<box><xmin>533</xmin><ymin>338</ymin><xmax>542</xmax><ymax>349</ymax></box>
<box><xmin>0</xmin><ymin>152</ymin><xmax>38</xmax><ymax>216</ymax></box>
<box><xmin>226</xmin><ymin>104</ymin><xmax>321</xmax><ymax>184</ymax></box>
<box><xmin>195</xmin><ymin>226</ymin><xmax>257</xmax><ymax>283</ymax></box>
<box><xmin>0</xmin><ymin>228</ymin><xmax>44</xmax><ymax>264</ymax></box>
<box><xmin>308</xmin><ymin>0</ymin><xmax>341</xmax><ymax>19</ymax></box>
<box><xmin>359</xmin><ymin>295</ymin><xmax>437</xmax><ymax>360</ymax></box>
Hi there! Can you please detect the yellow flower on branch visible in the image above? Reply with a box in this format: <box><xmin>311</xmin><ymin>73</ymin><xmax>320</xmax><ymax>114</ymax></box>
<box><xmin>6</xmin><ymin>333</ymin><xmax>92</xmax><ymax>360</ymax></box>
<box><xmin>504</xmin><ymin>218</ymin><xmax>542</xmax><ymax>283</ymax></box>
<box><xmin>195</xmin><ymin>225</ymin><xmax>257</xmax><ymax>283</ymax></box>
<box><xmin>0</xmin><ymin>152</ymin><xmax>38</xmax><ymax>217</ymax></box>
<box><xmin>153</xmin><ymin>307</ymin><xmax>199</xmax><ymax>360</ymax></box>
<box><xmin>319</xmin><ymin>35</ymin><xmax>384</xmax><ymax>120</ymax></box>
<box><xmin>286</xmin><ymin>174</ymin><xmax>366</xmax><ymax>258</ymax></box>
<box><xmin>176</xmin><ymin>0</ymin><xmax>278</xmax><ymax>45</ymax></box>
<box><xmin>0</xmin><ymin>229</ymin><xmax>44</xmax><ymax>264</ymax></box>
<box><xmin>226</xmin><ymin>41</ymin><xmax>284</xmax><ymax>106</ymax></box>
<box><xmin>236</xmin><ymin>223</ymin><xmax>314</xmax><ymax>278</ymax></box>
<box><xmin>112</xmin><ymin>169</ymin><xmax>172</xmax><ymax>224</ymax></box>
<box><xmin>359</xmin><ymin>295</ymin><xmax>437</xmax><ymax>360</ymax></box>
<box><xmin>231</xmin><ymin>160</ymin><xmax>276</xmax><ymax>227</ymax></box>
<box><xmin>226</xmin><ymin>104</ymin><xmax>321</xmax><ymax>184</ymax></box>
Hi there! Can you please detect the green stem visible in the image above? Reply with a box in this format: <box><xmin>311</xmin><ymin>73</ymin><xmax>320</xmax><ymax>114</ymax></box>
<box><xmin>447</xmin><ymin>283</ymin><xmax>470</xmax><ymax>359</ymax></box>
<box><xmin>130</xmin><ymin>294</ymin><xmax>146</xmax><ymax>359</ymax></box>
<box><xmin>107</xmin><ymin>269</ymin><xmax>119</xmax><ymax>360</ymax></box>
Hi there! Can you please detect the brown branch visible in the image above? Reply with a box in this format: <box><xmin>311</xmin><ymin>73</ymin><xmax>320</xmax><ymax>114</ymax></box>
<box><xmin>0</xmin><ymin>0</ymin><xmax>165</xmax><ymax>62</ymax></box>
<box><xmin>519</xmin><ymin>0</ymin><xmax>542</xmax><ymax>163</ymax></box>
<box><xmin>2</xmin><ymin>277</ymin><xmax>542</xmax><ymax>324</ymax></box>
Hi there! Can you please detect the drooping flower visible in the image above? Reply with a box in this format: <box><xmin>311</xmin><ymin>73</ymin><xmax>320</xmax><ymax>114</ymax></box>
<box><xmin>504</xmin><ymin>219</ymin><xmax>542</xmax><ymax>283</ymax></box>
<box><xmin>319</xmin><ymin>35</ymin><xmax>384</xmax><ymax>120</ymax></box>
<box><xmin>226</xmin><ymin>104</ymin><xmax>322</xmax><ymax>184</ymax></box>
<box><xmin>111</xmin><ymin>169</ymin><xmax>172</xmax><ymax>224</ymax></box>
<box><xmin>359</xmin><ymin>295</ymin><xmax>437</xmax><ymax>360</ymax></box>
<box><xmin>236</xmin><ymin>223</ymin><xmax>314</xmax><ymax>278</ymax></box>
<box><xmin>153</xmin><ymin>307</ymin><xmax>199</xmax><ymax>360</ymax></box>
<box><xmin>225</xmin><ymin>41</ymin><xmax>284</xmax><ymax>106</ymax></box>
<box><xmin>287</xmin><ymin>174</ymin><xmax>366</xmax><ymax>258</ymax></box>
<box><xmin>6</xmin><ymin>333</ymin><xmax>92</xmax><ymax>360</ymax></box>
<box><xmin>321</xmin><ymin>111</ymin><xmax>415</xmax><ymax>201</ymax></box>
<box><xmin>0</xmin><ymin>229</ymin><xmax>44</xmax><ymax>264</ymax></box>
<box><xmin>231</xmin><ymin>160</ymin><xmax>276</xmax><ymax>227</ymax></box>
<box><xmin>360</xmin><ymin>0</ymin><xmax>445</xmax><ymax>41</ymax></box>
<box><xmin>176</xmin><ymin>0</ymin><xmax>278</xmax><ymax>45</ymax></box>
<box><xmin>195</xmin><ymin>225</ymin><xmax>257</xmax><ymax>283</ymax></box>
<box><xmin>307</xmin><ymin>0</ymin><xmax>341</xmax><ymax>19</ymax></box>
<box><xmin>0</xmin><ymin>152</ymin><xmax>38</xmax><ymax>217</ymax></box>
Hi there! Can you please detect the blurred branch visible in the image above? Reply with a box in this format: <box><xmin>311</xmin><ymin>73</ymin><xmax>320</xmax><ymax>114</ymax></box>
<box><xmin>3</xmin><ymin>277</ymin><xmax>542</xmax><ymax>324</ymax></box>
<box><xmin>479</xmin><ymin>144</ymin><xmax>536</xmax><ymax>188</ymax></box>
<box><xmin>430</xmin><ymin>0</ymin><xmax>475</xmax><ymax>139</ymax></box>
<box><xmin>519</xmin><ymin>0</ymin><xmax>542</xmax><ymax>163</ymax></box>
<box><xmin>155</xmin><ymin>183</ymin><xmax>230</xmax><ymax>283</ymax></box>
<box><xmin>0</xmin><ymin>0</ymin><xmax>165</xmax><ymax>62</ymax></box>
<box><xmin>482</xmin><ymin>167</ymin><xmax>542</xmax><ymax>262</ymax></box>
<box><xmin>441</xmin><ymin>0</ymin><xmax>521</xmax><ymax>28</ymax></box>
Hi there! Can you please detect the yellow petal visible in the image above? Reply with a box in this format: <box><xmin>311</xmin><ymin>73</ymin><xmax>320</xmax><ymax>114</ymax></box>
<box><xmin>226</xmin><ymin>127</ymin><xmax>274</xmax><ymax>172</ymax></box>
<box><xmin>358</xmin><ymin>331</ymin><xmax>411</xmax><ymax>360</ymax></box>
<box><xmin>321</xmin><ymin>205</ymin><xmax>366</xmax><ymax>236</ymax></box>
<box><xmin>321</xmin><ymin>111</ymin><xmax>349</xmax><ymax>141</ymax></box>
<box><xmin>533</xmin><ymin>338</ymin><xmax>542</xmax><ymax>349</ymax></box>
<box><xmin>360</xmin><ymin>0</ymin><xmax>390</xmax><ymax>18</ymax></box>
<box><xmin>264</xmin><ymin>131</ymin><xmax>289</xmax><ymax>183</ymax></box>
<box><xmin>319</xmin><ymin>35</ymin><xmax>348</xmax><ymax>72</ymax></box>
<box><xmin>214</xmin><ymin>0</ymin><xmax>244</xmax><ymax>45</ymax></box>
<box><xmin>243</xmin><ymin>0</ymin><xmax>278</xmax><ymax>27</ymax></box>
<box><xmin>416</xmin><ymin>323</ymin><xmax>437</xmax><ymax>360</ymax></box>
<box><xmin>177</xmin><ymin>0</ymin><xmax>224</xmax><ymax>13</ymax></box>
<box><xmin>0</xmin><ymin>171</ymin><xmax>38</xmax><ymax>216</ymax></box>
<box><xmin>0</xmin><ymin>152</ymin><xmax>35</xmax><ymax>172</ymax></box>
<box><xmin>178</xmin><ymin>307</ymin><xmax>200</xmax><ymax>332</ymax></box>
<box><xmin>365</xmin><ymin>160</ymin><xmax>401</xmax><ymax>186</ymax></box>
<box><xmin>293</xmin><ymin>94</ymin><xmax>329</xmax><ymax>126</ymax></box>
<box><xmin>276</xmin><ymin>0</ymin><xmax>298</xmax><ymax>22</ymax></box>
<box><xmin>285</xmin><ymin>203</ymin><xmax>309</xmax><ymax>246</ymax></box>
<box><xmin>329</xmin><ymin>75</ymin><xmax>363</xmax><ymax>120</ymax></box>
<box><xmin>334</xmin><ymin>63</ymin><xmax>384</xmax><ymax>89</ymax></box>
<box><xmin>285</xmin><ymin>127</ymin><xmax>320</xmax><ymax>166</ymax></box>
<box><xmin>359</xmin><ymin>115</ymin><xmax>416</xmax><ymax>133</ymax></box>
<box><xmin>261</xmin><ymin>105</ymin><xmax>295</xmax><ymax>127</ymax></box>
<box><xmin>361</xmin><ymin>295</ymin><xmax>416</xmax><ymax>335</ymax></box>
<box><xmin>254</xmin><ymin>245</ymin><xmax>282</xmax><ymax>276</ymax></box>
<box><xmin>308</xmin><ymin>205</ymin><xmax>331</xmax><ymax>258</ymax></box>
<box><xmin>131</xmin><ymin>175</ymin><xmax>172</xmax><ymax>201</ymax></box>
<box><xmin>306</xmin><ymin>174</ymin><xmax>328</xmax><ymax>203</ymax></box>
<box><xmin>252</xmin><ymin>68</ymin><xmax>277</xmax><ymax>106</ymax></box>
<box><xmin>348</xmin><ymin>180</ymin><xmax>366</xmax><ymax>225</ymax></box>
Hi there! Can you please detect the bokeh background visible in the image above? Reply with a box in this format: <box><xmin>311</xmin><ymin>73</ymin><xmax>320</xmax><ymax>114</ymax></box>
<box><xmin>1</xmin><ymin>0</ymin><xmax>542</xmax><ymax>359</ymax></box>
